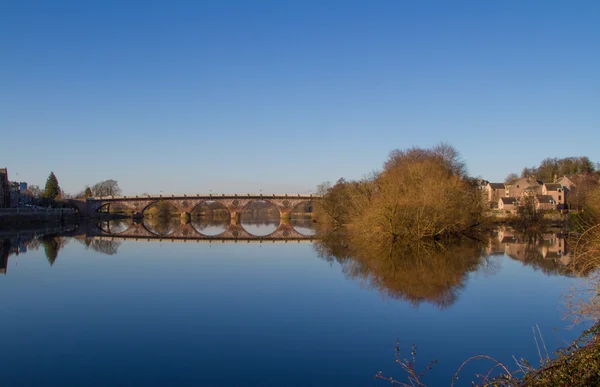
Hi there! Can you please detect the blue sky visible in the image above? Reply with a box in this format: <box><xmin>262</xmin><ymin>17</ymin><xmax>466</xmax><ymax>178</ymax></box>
<box><xmin>1</xmin><ymin>0</ymin><xmax>598</xmax><ymax>195</ymax></box>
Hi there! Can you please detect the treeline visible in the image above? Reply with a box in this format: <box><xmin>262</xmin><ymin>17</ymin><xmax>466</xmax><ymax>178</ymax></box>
<box><xmin>73</xmin><ymin>179</ymin><xmax>121</xmax><ymax>199</ymax></box>
<box><xmin>315</xmin><ymin>143</ymin><xmax>487</xmax><ymax>246</ymax></box>
<box><xmin>508</xmin><ymin>156</ymin><xmax>598</xmax><ymax>183</ymax></box>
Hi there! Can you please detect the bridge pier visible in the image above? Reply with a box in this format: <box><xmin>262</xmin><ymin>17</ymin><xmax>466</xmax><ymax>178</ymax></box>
<box><xmin>279</xmin><ymin>208</ymin><xmax>292</xmax><ymax>220</ymax></box>
<box><xmin>133</xmin><ymin>212</ymin><xmax>144</xmax><ymax>220</ymax></box>
<box><xmin>230</xmin><ymin>211</ymin><xmax>241</xmax><ymax>225</ymax></box>
<box><xmin>181</xmin><ymin>212</ymin><xmax>191</xmax><ymax>224</ymax></box>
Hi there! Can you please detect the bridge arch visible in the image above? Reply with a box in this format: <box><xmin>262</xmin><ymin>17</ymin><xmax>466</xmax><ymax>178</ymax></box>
<box><xmin>96</xmin><ymin>219</ymin><xmax>133</xmax><ymax>234</ymax></box>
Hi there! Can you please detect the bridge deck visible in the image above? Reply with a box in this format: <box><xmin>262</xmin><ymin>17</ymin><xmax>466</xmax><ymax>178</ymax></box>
<box><xmin>88</xmin><ymin>193</ymin><xmax>320</xmax><ymax>201</ymax></box>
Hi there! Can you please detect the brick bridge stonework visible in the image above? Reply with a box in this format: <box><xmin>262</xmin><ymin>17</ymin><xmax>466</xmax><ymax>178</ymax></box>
<box><xmin>68</xmin><ymin>194</ymin><xmax>319</xmax><ymax>222</ymax></box>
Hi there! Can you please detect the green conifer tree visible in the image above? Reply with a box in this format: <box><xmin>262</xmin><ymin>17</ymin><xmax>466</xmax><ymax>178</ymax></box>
<box><xmin>84</xmin><ymin>187</ymin><xmax>93</xmax><ymax>198</ymax></box>
<box><xmin>44</xmin><ymin>172</ymin><xmax>61</xmax><ymax>199</ymax></box>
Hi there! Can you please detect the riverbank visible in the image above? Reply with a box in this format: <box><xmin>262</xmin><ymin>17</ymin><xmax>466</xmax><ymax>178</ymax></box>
<box><xmin>0</xmin><ymin>208</ymin><xmax>78</xmax><ymax>228</ymax></box>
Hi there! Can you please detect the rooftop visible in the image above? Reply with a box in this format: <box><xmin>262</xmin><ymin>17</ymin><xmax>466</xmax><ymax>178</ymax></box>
<box><xmin>536</xmin><ymin>195</ymin><xmax>555</xmax><ymax>204</ymax></box>
<box><xmin>500</xmin><ymin>197</ymin><xmax>518</xmax><ymax>205</ymax></box>
<box><xmin>544</xmin><ymin>183</ymin><xmax>562</xmax><ymax>191</ymax></box>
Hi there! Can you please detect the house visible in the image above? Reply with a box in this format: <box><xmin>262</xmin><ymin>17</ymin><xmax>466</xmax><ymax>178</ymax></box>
<box><xmin>484</xmin><ymin>182</ymin><xmax>506</xmax><ymax>207</ymax></box>
<box><xmin>498</xmin><ymin>197</ymin><xmax>518</xmax><ymax>213</ymax></box>
<box><xmin>523</xmin><ymin>185</ymin><xmax>543</xmax><ymax>196</ymax></box>
<box><xmin>9</xmin><ymin>182</ymin><xmax>20</xmax><ymax>208</ymax></box>
<box><xmin>542</xmin><ymin>183</ymin><xmax>565</xmax><ymax>209</ymax></box>
<box><xmin>0</xmin><ymin>168</ymin><xmax>10</xmax><ymax>208</ymax></box>
<box><xmin>555</xmin><ymin>175</ymin><xmax>576</xmax><ymax>191</ymax></box>
<box><xmin>535</xmin><ymin>195</ymin><xmax>556</xmax><ymax>211</ymax></box>
<box><xmin>505</xmin><ymin>176</ymin><xmax>542</xmax><ymax>198</ymax></box>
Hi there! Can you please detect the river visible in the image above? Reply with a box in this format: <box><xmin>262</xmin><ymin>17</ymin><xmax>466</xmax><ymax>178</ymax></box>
<box><xmin>0</xmin><ymin>219</ymin><xmax>587</xmax><ymax>386</ymax></box>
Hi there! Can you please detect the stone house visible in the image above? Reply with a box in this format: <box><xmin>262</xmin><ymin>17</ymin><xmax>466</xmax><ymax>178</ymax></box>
<box><xmin>498</xmin><ymin>197</ymin><xmax>518</xmax><ymax>213</ymax></box>
<box><xmin>535</xmin><ymin>195</ymin><xmax>556</xmax><ymax>211</ymax></box>
<box><xmin>484</xmin><ymin>182</ymin><xmax>506</xmax><ymax>207</ymax></box>
<box><xmin>556</xmin><ymin>175</ymin><xmax>576</xmax><ymax>191</ymax></box>
<box><xmin>542</xmin><ymin>183</ymin><xmax>565</xmax><ymax>209</ymax></box>
<box><xmin>505</xmin><ymin>176</ymin><xmax>542</xmax><ymax>198</ymax></box>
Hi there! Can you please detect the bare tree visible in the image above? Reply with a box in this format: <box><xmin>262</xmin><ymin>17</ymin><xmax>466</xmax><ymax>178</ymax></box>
<box><xmin>91</xmin><ymin>179</ymin><xmax>122</xmax><ymax>197</ymax></box>
<box><xmin>28</xmin><ymin>185</ymin><xmax>43</xmax><ymax>199</ymax></box>
<box><xmin>504</xmin><ymin>173</ymin><xmax>519</xmax><ymax>183</ymax></box>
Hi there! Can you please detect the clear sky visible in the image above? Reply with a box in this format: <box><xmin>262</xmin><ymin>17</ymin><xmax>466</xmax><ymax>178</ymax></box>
<box><xmin>1</xmin><ymin>0</ymin><xmax>598</xmax><ymax>195</ymax></box>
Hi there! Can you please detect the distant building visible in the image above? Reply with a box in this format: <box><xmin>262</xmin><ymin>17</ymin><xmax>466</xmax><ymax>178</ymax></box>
<box><xmin>9</xmin><ymin>182</ymin><xmax>20</xmax><ymax>208</ymax></box>
<box><xmin>555</xmin><ymin>175</ymin><xmax>576</xmax><ymax>191</ymax></box>
<box><xmin>542</xmin><ymin>183</ymin><xmax>565</xmax><ymax>209</ymax></box>
<box><xmin>505</xmin><ymin>176</ymin><xmax>542</xmax><ymax>198</ymax></box>
<box><xmin>0</xmin><ymin>168</ymin><xmax>10</xmax><ymax>208</ymax></box>
<box><xmin>483</xmin><ymin>182</ymin><xmax>506</xmax><ymax>207</ymax></box>
<box><xmin>498</xmin><ymin>197</ymin><xmax>518</xmax><ymax>213</ymax></box>
<box><xmin>535</xmin><ymin>195</ymin><xmax>557</xmax><ymax>211</ymax></box>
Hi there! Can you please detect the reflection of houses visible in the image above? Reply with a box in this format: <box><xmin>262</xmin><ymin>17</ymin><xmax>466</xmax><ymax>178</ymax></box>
<box><xmin>489</xmin><ymin>228</ymin><xmax>572</xmax><ymax>268</ymax></box>
<box><xmin>0</xmin><ymin>238</ymin><xmax>20</xmax><ymax>274</ymax></box>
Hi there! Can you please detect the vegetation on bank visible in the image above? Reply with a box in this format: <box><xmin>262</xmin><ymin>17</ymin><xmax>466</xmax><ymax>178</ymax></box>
<box><xmin>315</xmin><ymin>144</ymin><xmax>488</xmax><ymax>246</ymax></box>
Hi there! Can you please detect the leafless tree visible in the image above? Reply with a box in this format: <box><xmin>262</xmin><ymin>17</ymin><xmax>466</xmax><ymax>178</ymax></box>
<box><xmin>91</xmin><ymin>179</ymin><xmax>122</xmax><ymax>197</ymax></box>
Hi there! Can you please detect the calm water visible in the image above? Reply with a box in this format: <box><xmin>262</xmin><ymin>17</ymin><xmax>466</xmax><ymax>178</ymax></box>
<box><xmin>0</xmin><ymin>220</ymin><xmax>587</xmax><ymax>386</ymax></box>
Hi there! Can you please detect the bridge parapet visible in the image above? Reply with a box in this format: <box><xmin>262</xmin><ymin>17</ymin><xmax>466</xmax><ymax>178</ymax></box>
<box><xmin>88</xmin><ymin>193</ymin><xmax>319</xmax><ymax>201</ymax></box>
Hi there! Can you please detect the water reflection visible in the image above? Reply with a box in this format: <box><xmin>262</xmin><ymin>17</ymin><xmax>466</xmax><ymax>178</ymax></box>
<box><xmin>2</xmin><ymin>223</ymin><xmax>578</xmax><ymax>289</ymax></box>
<box><xmin>290</xmin><ymin>217</ymin><xmax>317</xmax><ymax>236</ymax></box>
<box><xmin>0</xmin><ymin>225</ymin><xmax>76</xmax><ymax>273</ymax></box>
<box><xmin>94</xmin><ymin>217</ymin><xmax>316</xmax><ymax>239</ymax></box>
<box><xmin>489</xmin><ymin>226</ymin><xmax>574</xmax><ymax>276</ymax></box>
<box><xmin>191</xmin><ymin>217</ymin><xmax>229</xmax><ymax>236</ymax></box>
<box><xmin>241</xmin><ymin>218</ymin><xmax>281</xmax><ymax>236</ymax></box>
<box><xmin>314</xmin><ymin>228</ymin><xmax>579</xmax><ymax>308</ymax></box>
<box><xmin>315</xmin><ymin>233</ymin><xmax>492</xmax><ymax>308</ymax></box>
<box><xmin>81</xmin><ymin>238</ymin><xmax>122</xmax><ymax>255</ymax></box>
<box><xmin>98</xmin><ymin>218</ymin><xmax>132</xmax><ymax>234</ymax></box>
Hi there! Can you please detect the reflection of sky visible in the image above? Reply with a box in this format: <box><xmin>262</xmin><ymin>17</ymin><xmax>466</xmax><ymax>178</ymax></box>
<box><xmin>0</xmin><ymin>240</ymin><xmax>587</xmax><ymax>387</ymax></box>
<box><xmin>190</xmin><ymin>221</ymin><xmax>229</xmax><ymax>236</ymax></box>
<box><xmin>240</xmin><ymin>219</ymin><xmax>280</xmax><ymax>236</ymax></box>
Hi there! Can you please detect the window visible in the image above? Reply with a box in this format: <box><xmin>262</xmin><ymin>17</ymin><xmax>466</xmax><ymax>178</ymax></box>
<box><xmin>559</xmin><ymin>195</ymin><xmax>561</xmax><ymax>200</ymax></box>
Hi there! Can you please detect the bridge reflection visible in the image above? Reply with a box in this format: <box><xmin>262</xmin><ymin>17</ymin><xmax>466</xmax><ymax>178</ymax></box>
<box><xmin>93</xmin><ymin>218</ymin><xmax>316</xmax><ymax>242</ymax></box>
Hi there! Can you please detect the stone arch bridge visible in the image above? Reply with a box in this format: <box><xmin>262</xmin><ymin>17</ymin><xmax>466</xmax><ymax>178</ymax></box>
<box><xmin>69</xmin><ymin>193</ymin><xmax>320</xmax><ymax>222</ymax></box>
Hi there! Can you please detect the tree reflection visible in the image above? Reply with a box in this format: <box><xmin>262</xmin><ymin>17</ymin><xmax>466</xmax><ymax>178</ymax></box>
<box><xmin>86</xmin><ymin>239</ymin><xmax>121</xmax><ymax>255</ymax></box>
<box><xmin>143</xmin><ymin>216</ymin><xmax>181</xmax><ymax>236</ymax></box>
<box><xmin>191</xmin><ymin>217</ymin><xmax>229</xmax><ymax>236</ymax></box>
<box><xmin>40</xmin><ymin>236</ymin><xmax>65</xmax><ymax>266</ymax></box>
<box><xmin>97</xmin><ymin>218</ymin><xmax>132</xmax><ymax>234</ymax></box>
<box><xmin>314</xmin><ymin>231</ymin><xmax>490</xmax><ymax>308</ymax></box>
